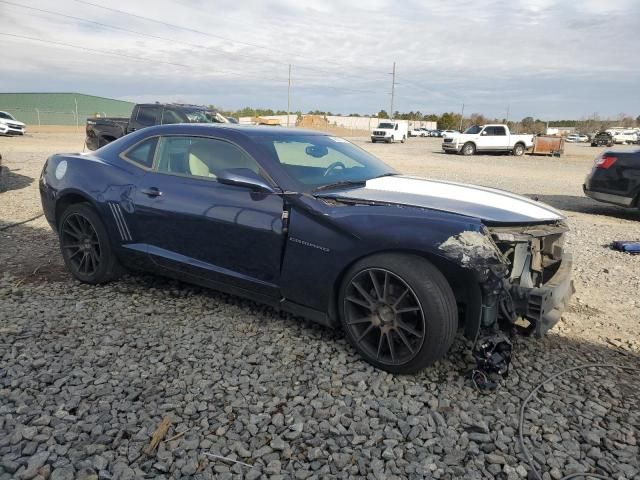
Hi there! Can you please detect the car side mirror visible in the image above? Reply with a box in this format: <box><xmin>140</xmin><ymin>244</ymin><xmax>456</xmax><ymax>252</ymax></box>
<box><xmin>216</xmin><ymin>168</ymin><xmax>274</xmax><ymax>193</ymax></box>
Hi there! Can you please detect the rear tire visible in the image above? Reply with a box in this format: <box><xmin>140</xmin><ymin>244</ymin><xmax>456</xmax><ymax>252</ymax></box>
<box><xmin>401</xmin><ymin>135</ymin><xmax>406</xmax><ymax>143</ymax></box>
<box><xmin>512</xmin><ymin>143</ymin><xmax>525</xmax><ymax>156</ymax></box>
<box><xmin>58</xmin><ymin>203</ymin><xmax>123</xmax><ymax>284</ymax></box>
<box><xmin>461</xmin><ymin>142</ymin><xmax>475</xmax><ymax>156</ymax></box>
<box><xmin>339</xmin><ymin>253</ymin><xmax>458</xmax><ymax>373</ymax></box>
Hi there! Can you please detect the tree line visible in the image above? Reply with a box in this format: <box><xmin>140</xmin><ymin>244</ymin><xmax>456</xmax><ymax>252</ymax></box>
<box><xmin>211</xmin><ymin>105</ymin><xmax>640</xmax><ymax>133</ymax></box>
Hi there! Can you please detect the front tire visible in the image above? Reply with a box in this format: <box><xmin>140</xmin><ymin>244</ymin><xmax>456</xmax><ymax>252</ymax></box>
<box><xmin>339</xmin><ymin>253</ymin><xmax>458</xmax><ymax>374</ymax></box>
<box><xmin>58</xmin><ymin>203</ymin><xmax>122</xmax><ymax>284</ymax></box>
<box><xmin>401</xmin><ymin>135</ymin><xmax>406</xmax><ymax>143</ymax></box>
<box><xmin>461</xmin><ymin>142</ymin><xmax>475</xmax><ymax>156</ymax></box>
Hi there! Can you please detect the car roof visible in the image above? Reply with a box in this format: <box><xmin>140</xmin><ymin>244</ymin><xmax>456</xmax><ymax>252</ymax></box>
<box><xmin>138</xmin><ymin>123</ymin><xmax>330</xmax><ymax>138</ymax></box>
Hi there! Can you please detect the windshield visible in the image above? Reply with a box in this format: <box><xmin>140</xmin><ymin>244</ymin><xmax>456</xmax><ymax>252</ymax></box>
<box><xmin>377</xmin><ymin>123</ymin><xmax>395</xmax><ymax>129</ymax></box>
<box><xmin>463</xmin><ymin>125</ymin><xmax>482</xmax><ymax>134</ymax></box>
<box><xmin>253</xmin><ymin>134</ymin><xmax>397</xmax><ymax>190</ymax></box>
<box><xmin>183</xmin><ymin>109</ymin><xmax>212</xmax><ymax>123</ymax></box>
<box><xmin>0</xmin><ymin>112</ymin><xmax>14</xmax><ymax>120</ymax></box>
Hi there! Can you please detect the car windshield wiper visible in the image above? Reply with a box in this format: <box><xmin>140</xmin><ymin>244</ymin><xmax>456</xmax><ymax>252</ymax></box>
<box><xmin>313</xmin><ymin>180</ymin><xmax>367</xmax><ymax>193</ymax></box>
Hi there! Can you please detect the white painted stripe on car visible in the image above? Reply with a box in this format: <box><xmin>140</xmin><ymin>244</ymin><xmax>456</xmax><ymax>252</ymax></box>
<box><xmin>113</xmin><ymin>204</ymin><xmax>132</xmax><ymax>241</ymax></box>
<box><xmin>365</xmin><ymin>176</ymin><xmax>563</xmax><ymax>221</ymax></box>
<box><xmin>108</xmin><ymin>203</ymin><xmax>126</xmax><ymax>241</ymax></box>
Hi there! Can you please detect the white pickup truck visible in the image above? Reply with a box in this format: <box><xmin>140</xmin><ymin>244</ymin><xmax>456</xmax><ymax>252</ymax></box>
<box><xmin>371</xmin><ymin>121</ymin><xmax>408</xmax><ymax>143</ymax></box>
<box><xmin>442</xmin><ymin>124</ymin><xmax>534</xmax><ymax>156</ymax></box>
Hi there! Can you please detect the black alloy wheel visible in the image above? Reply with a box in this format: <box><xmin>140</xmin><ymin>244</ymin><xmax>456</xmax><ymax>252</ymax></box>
<box><xmin>340</xmin><ymin>253</ymin><xmax>458</xmax><ymax>373</ymax></box>
<box><xmin>343</xmin><ymin>268</ymin><xmax>426</xmax><ymax>367</ymax></box>
<box><xmin>61</xmin><ymin>212</ymin><xmax>102</xmax><ymax>277</ymax></box>
<box><xmin>59</xmin><ymin>203</ymin><xmax>122</xmax><ymax>284</ymax></box>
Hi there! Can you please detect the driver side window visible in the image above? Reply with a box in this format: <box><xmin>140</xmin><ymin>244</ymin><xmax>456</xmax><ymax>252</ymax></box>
<box><xmin>154</xmin><ymin>136</ymin><xmax>262</xmax><ymax>180</ymax></box>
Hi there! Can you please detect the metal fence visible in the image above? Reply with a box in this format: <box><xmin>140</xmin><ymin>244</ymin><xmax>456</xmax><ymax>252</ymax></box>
<box><xmin>2</xmin><ymin>106</ymin><xmax>118</xmax><ymax>127</ymax></box>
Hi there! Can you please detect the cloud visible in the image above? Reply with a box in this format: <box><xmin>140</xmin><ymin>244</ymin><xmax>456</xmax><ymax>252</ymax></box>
<box><xmin>0</xmin><ymin>0</ymin><xmax>638</xmax><ymax>118</ymax></box>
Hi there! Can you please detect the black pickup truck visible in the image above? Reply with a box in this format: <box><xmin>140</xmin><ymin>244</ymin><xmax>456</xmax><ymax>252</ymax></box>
<box><xmin>590</xmin><ymin>131</ymin><xmax>614</xmax><ymax>147</ymax></box>
<box><xmin>85</xmin><ymin>103</ymin><xmax>226</xmax><ymax>150</ymax></box>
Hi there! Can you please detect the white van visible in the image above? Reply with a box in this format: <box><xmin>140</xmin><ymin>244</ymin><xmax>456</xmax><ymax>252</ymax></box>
<box><xmin>371</xmin><ymin>121</ymin><xmax>408</xmax><ymax>143</ymax></box>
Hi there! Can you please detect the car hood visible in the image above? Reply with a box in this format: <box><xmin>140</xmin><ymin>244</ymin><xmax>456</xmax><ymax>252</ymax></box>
<box><xmin>317</xmin><ymin>175</ymin><xmax>564</xmax><ymax>224</ymax></box>
<box><xmin>442</xmin><ymin>132</ymin><xmax>460</xmax><ymax>139</ymax></box>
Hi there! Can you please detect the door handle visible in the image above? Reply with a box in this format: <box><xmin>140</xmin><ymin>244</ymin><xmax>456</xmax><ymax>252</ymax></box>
<box><xmin>141</xmin><ymin>187</ymin><xmax>162</xmax><ymax>197</ymax></box>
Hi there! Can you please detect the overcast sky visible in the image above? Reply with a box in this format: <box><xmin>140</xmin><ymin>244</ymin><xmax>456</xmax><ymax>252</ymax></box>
<box><xmin>1</xmin><ymin>0</ymin><xmax>639</xmax><ymax>119</ymax></box>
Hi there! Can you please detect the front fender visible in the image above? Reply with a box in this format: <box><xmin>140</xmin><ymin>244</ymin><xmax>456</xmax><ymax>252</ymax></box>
<box><xmin>280</xmin><ymin>200</ymin><xmax>502</xmax><ymax>323</ymax></box>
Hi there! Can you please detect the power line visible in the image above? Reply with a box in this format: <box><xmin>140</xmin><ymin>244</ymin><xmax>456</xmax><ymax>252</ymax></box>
<box><xmin>0</xmin><ymin>1</ymin><xmax>381</xmax><ymax>94</ymax></box>
<box><xmin>0</xmin><ymin>0</ymin><xmax>286</xmax><ymax>69</ymax></box>
<box><xmin>0</xmin><ymin>32</ymin><xmax>190</xmax><ymax>68</ymax></box>
<box><xmin>0</xmin><ymin>32</ymin><xmax>284</xmax><ymax>83</ymax></box>
<box><xmin>67</xmin><ymin>0</ymin><xmax>291</xmax><ymax>57</ymax></box>
<box><xmin>0</xmin><ymin>32</ymin><xmax>379</xmax><ymax>96</ymax></box>
<box><xmin>2</xmin><ymin>0</ymin><xmax>386</xmax><ymax>87</ymax></box>
<box><xmin>64</xmin><ymin>0</ymin><xmax>390</xmax><ymax>80</ymax></box>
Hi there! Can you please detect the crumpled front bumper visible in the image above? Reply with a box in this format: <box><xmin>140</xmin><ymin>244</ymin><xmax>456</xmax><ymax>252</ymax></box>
<box><xmin>508</xmin><ymin>252</ymin><xmax>575</xmax><ymax>337</ymax></box>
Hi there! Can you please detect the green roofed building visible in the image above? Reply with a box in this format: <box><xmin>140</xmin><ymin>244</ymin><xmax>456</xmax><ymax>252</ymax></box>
<box><xmin>0</xmin><ymin>92</ymin><xmax>135</xmax><ymax>126</ymax></box>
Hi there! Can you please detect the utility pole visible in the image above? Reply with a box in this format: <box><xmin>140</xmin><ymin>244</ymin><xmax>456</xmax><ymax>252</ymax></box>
<box><xmin>287</xmin><ymin>64</ymin><xmax>291</xmax><ymax>127</ymax></box>
<box><xmin>459</xmin><ymin>103</ymin><xmax>465</xmax><ymax>131</ymax></box>
<box><xmin>390</xmin><ymin>62</ymin><xmax>396</xmax><ymax>120</ymax></box>
<box><xmin>506</xmin><ymin>103</ymin><xmax>510</xmax><ymax>124</ymax></box>
<box><xmin>74</xmin><ymin>97</ymin><xmax>79</xmax><ymax>130</ymax></box>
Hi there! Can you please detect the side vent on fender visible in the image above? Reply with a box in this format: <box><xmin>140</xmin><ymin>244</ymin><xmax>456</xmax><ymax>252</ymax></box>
<box><xmin>108</xmin><ymin>202</ymin><xmax>132</xmax><ymax>241</ymax></box>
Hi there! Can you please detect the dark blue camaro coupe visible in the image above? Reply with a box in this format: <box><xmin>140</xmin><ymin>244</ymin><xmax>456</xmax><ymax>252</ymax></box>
<box><xmin>40</xmin><ymin>124</ymin><xmax>574</xmax><ymax>373</ymax></box>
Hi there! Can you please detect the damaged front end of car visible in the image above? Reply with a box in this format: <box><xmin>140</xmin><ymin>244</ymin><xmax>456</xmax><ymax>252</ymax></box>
<box><xmin>489</xmin><ymin>223</ymin><xmax>574</xmax><ymax>336</ymax></box>
<box><xmin>439</xmin><ymin>222</ymin><xmax>575</xmax><ymax>388</ymax></box>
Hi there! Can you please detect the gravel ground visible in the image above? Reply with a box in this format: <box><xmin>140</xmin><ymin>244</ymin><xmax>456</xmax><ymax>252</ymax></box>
<box><xmin>1</xmin><ymin>131</ymin><xmax>639</xmax><ymax>479</ymax></box>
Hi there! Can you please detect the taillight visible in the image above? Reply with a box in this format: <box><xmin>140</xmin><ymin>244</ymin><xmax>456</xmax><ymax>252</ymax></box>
<box><xmin>596</xmin><ymin>155</ymin><xmax>617</xmax><ymax>169</ymax></box>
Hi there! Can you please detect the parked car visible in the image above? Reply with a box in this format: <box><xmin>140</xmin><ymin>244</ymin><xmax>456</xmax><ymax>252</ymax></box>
<box><xmin>566</xmin><ymin>133</ymin><xmax>589</xmax><ymax>143</ymax></box>
<box><xmin>85</xmin><ymin>103</ymin><xmax>225</xmax><ymax>150</ymax></box>
<box><xmin>40</xmin><ymin>124</ymin><xmax>573</xmax><ymax>373</ymax></box>
<box><xmin>591</xmin><ymin>131</ymin><xmax>614</xmax><ymax>147</ymax></box>
<box><xmin>0</xmin><ymin>111</ymin><xmax>26</xmax><ymax>135</ymax></box>
<box><xmin>442</xmin><ymin>124</ymin><xmax>534</xmax><ymax>156</ymax></box>
<box><xmin>408</xmin><ymin>127</ymin><xmax>422</xmax><ymax>137</ymax></box>
<box><xmin>371</xmin><ymin>121</ymin><xmax>408</xmax><ymax>143</ymax></box>
<box><xmin>583</xmin><ymin>150</ymin><xmax>640</xmax><ymax>209</ymax></box>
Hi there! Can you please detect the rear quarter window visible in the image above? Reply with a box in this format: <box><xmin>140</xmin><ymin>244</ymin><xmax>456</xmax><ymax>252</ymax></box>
<box><xmin>122</xmin><ymin>137</ymin><xmax>158</xmax><ymax>168</ymax></box>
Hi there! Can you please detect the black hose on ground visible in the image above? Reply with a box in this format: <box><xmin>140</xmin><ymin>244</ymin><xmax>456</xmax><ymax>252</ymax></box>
<box><xmin>0</xmin><ymin>213</ymin><xmax>44</xmax><ymax>231</ymax></box>
<box><xmin>518</xmin><ymin>363</ymin><xmax>639</xmax><ymax>480</ymax></box>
